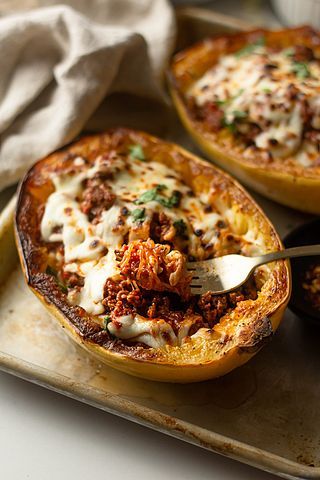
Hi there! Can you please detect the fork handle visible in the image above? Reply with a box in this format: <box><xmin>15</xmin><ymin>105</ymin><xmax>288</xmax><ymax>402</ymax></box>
<box><xmin>254</xmin><ymin>244</ymin><xmax>320</xmax><ymax>267</ymax></box>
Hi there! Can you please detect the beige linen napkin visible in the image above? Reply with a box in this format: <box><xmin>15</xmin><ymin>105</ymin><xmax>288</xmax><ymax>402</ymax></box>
<box><xmin>0</xmin><ymin>0</ymin><xmax>175</xmax><ymax>191</ymax></box>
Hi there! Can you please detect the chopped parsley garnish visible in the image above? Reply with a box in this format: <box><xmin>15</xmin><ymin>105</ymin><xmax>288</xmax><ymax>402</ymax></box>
<box><xmin>46</xmin><ymin>265</ymin><xmax>68</xmax><ymax>294</ymax></box>
<box><xmin>215</xmin><ymin>88</ymin><xmax>244</xmax><ymax>107</ymax></box>
<box><xmin>157</xmin><ymin>190</ymin><xmax>182</xmax><ymax>208</ymax></box>
<box><xmin>262</xmin><ymin>87</ymin><xmax>272</xmax><ymax>93</ymax></box>
<box><xmin>222</xmin><ymin>109</ymin><xmax>247</xmax><ymax>132</ymax></box>
<box><xmin>235</xmin><ymin>36</ymin><xmax>265</xmax><ymax>58</ymax></box>
<box><xmin>131</xmin><ymin>207</ymin><xmax>146</xmax><ymax>222</ymax></box>
<box><xmin>59</xmin><ymin>283</ymin><xmax>68</xmax><ymax>294</ymax></box>
<box><xmin>103</xmin><ymin>315</ymin><xmax>112</xmax><ymax>330</ymax></box>
<box><xmin>134</xmin><ymin>184</ymin><xmax>167</xmax><ymax>204</ymax></box>
<box><xmin>222</xmin><ymin>118</ymin><xmax>236</xmax><ymax>133</ymax></box>
<box><xmin>173</xmin><ymin>219</ymin><xmax>187</xmax><ymax>236</ymax></box>
<box><xmin>134</xmin><ymin>184</ymin><xmax>181</xmax><ymax>208</ymax></box>
<box><xmin>291</xmin><ymin>61</ymin><xmax>310</xmax><ymax>79</ymax></box>
<box><xmin>46</xmin><ymin>265</ymin><xmax>56</xmax><ymax>277</ymax></box>
<box><xmin>129</xmin><ymin>144</ymin><xmax>146</xmax><ymax>161</ymax></box>
<box><xmin>156</xmin><ymin>184</ymin><xmax>168</xmax><ymax>191</ymax></box>
<box><xmin>283</xmin><ymin>47</ymin><xmax>294</xmax><ymax>57</ymax></box>
<box><xmin>232</xmin><ymin>110</ymin><xmax>247</xmax><ymax>119</ymax></box>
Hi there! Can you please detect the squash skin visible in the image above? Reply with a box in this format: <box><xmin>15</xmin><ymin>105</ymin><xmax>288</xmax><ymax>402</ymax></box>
<box><xmin>168</xmin><ymin>26</ymin><xmax>320</xmax><ymax>214</ymax></box>
<box><xmin>15</xmin><ymin>129</ymin><xmax>291</xmax><ymax>383</ymax></box>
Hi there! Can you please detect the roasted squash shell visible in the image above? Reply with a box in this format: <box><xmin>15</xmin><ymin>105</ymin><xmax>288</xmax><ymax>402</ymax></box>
<box><xmin>168</xmin><ymin>26</ymin><xmax>320</xmax><ymax>214</ymax></box>
<box><xmin>15</xmin><ymin>129</ymin><xmax>290</xmax><ymax>383</ymax></box>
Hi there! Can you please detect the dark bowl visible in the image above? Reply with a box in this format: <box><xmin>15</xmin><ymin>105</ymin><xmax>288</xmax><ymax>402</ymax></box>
<box><xmin>284</xmin><ymin>218</ymin><xmax>320</xmax><ymax>327</ymax></box>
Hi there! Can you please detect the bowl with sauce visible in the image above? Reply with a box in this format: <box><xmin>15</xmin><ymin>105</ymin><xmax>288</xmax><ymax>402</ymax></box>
<box><xmin>284</xmin><ymin>218</ymin><xmax>320</xmax><ymax>327</ymax></box>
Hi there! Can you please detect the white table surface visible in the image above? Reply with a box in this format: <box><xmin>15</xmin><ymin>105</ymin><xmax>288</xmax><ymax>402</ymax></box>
<box><xmin>0</xmin><ymin>1</ymin><xmax>283</xmax><ymax>478</ymax></box>
<box><xmin>0</xmin><ymin>370</ymin><xmax>279</xmax><ymax>480</ymax></box>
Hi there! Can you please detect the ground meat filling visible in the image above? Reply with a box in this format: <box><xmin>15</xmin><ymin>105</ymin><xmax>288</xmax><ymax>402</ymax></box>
<box><xmin>80</xmin><ymin>177</ymin><xmax>116</xmax><ymax>223</ymax></box>
<box><xmin>198</xmin><ymin>283</ymin><xmax>257</xmax><ymax>324</ymax></box>
<box><xmin>194</xmin><ymin>101</ymin><xmax>225</xmax><ymax>133</ymax></box>
<box><xmin>102</xmin><ymin>279</ymin><xmax>145</xmax><ymax>318</ymax></box>
<box><xmin>102</xmin><ymin>277</ymin><xmax>258</xmax><ymax>338</ymax></box>
<box><xmin>291</xmin><ymin>45</ymin><xmax>314</xmax><ymax>63</ymax></box>
<box><xmin>150</xmin><ymin>212</ymin><xmax>176</xmax><ymax>243</ymax></box>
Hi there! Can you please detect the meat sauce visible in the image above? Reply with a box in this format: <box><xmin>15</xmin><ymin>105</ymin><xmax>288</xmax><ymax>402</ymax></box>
<box><xmin>41</xmin><ymin>138</ymin><xmax>261</xmax><ymax>348</ymax></box>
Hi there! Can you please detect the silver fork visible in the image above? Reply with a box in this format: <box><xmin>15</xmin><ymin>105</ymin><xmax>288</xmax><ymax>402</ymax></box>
<box><xmin>187</xmin><ymin>245</ymin><xmax>320</xmax><ymax>295</ymax></box>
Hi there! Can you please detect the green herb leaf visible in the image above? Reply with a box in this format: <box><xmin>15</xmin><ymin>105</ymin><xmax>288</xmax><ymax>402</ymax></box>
<box><xmin>283</xmin><ymin>47</ymin><xmax>295</xmax><ymax>57</ymax></box>
<box><xmin>291</xmin><ymin>61</ymin><xmax>310</xmax><ymax>79</ymax></box>
<box><xmin>46</xmin><ymin>265</ymin><xmax>57</xmax><ymax>276</ymax></box>
<box><xmin>215</xmin><ymin>88</ymin><xmax>244</xmax><ymax>108</ymax></box>
<box><xmin>129</xmin><ymin>144</ymin><xmax>146</xmax><ymax>161</ymax></box>
<box><xmin>103</xmin><ymin>315</ymin><xmax>111</xmax><ymax>330</ymax></box>
<box><xmin>232</xmin><ymin>110</ymin><xmax>247</xmax><ymax>119</ymax></box>
<box><xmin>262</xmin><ymin>87</ymin><xmax>272</xmax><ymax>93</ymax></box>
<box><xmin>46</xmin><ymin>265</ymin><xmax>68</xmax><ymax>294</ymax></box>
<box><xmin>226</xmin><ymin>123</ymin><xmax>236</xmax><ymax>133</ymax></box>
<box><xmin>133</xmin><ymin>184</ymin><xmax>180</xmax><ymax>209</ymax></box>
<box><xmin>235</xmin><ymin>37</ymin><xmax>265</xmax><ymax>58</ymax></box>
<box><xmin>157</xmin><ymin>190</ymin><xmax>182</xmax><ymax>209</ymax></box>
<box><xmin>131</xmin><ymin>208</ymin><xmax>146</xmax><ymax>222</ymax></box>
<box><xmin>134</xmin><ymin>184</ymin><xmax>167</xmax><ymax>205</ymax></box>
<box><xmin>221</xmin><ymin>109</ymin><xmax>246</xmax><ymax>132</ymax></box>
<box><xmin>58</xmin><ymin>282</ymin><xmax>68</xmax><ymax>294</ymax></box>
<box><xmin>173</xmin><ymin>219</ymin><xmax>187</xmax><ymax>236</ymax></box>
<box><xmin>222</xmin><ymin>118</ymin><xmax>236</xmax><ymax>133</ymax></box>
<box><xmin>134</xmin><ymin>188</ymin><xmax>158</xmax><ymax>204</ymax></box>
<box><xmin>215</xmin><ymin>99</ymin><xmax>227</xmax><ymax>107</ymax></box>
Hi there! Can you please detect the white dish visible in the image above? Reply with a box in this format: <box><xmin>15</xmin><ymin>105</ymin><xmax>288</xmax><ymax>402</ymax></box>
<box><xmin>272</xmin><ymin>0</ymin><xmax>320</xmax><ymax>28</ymax></box>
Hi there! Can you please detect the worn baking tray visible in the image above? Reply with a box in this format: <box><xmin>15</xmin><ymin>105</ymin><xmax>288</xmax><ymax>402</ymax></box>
<box><xmin>0</xmin><ymin>7</ymin><xmax>320</xmax><ymax>480</ymax></box>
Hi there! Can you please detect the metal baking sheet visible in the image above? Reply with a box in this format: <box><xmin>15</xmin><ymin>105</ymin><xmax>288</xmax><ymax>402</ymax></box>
<box><xmin>0</xmin><ymin>7</ymin><xmax>319</xmax><ymax>480</ymax></box>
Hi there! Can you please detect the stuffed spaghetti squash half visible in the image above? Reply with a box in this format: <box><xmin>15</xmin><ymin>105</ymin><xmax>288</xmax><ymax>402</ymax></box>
<box><xmin>168</xmin><ymin>26</ymin><xmax>320</xmax><ymax>213</ymax></box>
<box><xmin>15</xmin><ymin>129</ymin><xmax>290</xmax><ymax>382</ymax></box>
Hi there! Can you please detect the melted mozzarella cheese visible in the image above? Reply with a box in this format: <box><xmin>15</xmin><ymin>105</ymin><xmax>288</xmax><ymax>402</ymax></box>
<box><xmin>189</xmin><ymin>46</ymin><xmax>320</xmax><ymax>160</ymax></box>
<box><xmin>296</xmin><ymin>140</ymin><xmax>320</xmax><ymax>167</ymax></box>
<box><xmin>107</xmin><ymin>314</ymin><xmax>196</xmax><ymax>348</ymax></box>
<box><xmin>41</xmin><ymin>154</ymin><xmax>265</xmax><ymax>345</ymax></box>
<box><xmin>255</xmin><ymin>103</ymin><xmax>303</xmax><ymax>156</ymax></box>
<box><xmin>108</xmin><ymin>314</ymin><xmax>177</xmax><ymax>348</ymax></box>
<box><xmin>41</xmin><ymin>175</ymin><xmax>104</xmax><ymax>263</ymax></box>
<box><xmin>107</xmin><ymin>159</ymin><xmax>225</xmax><ymax>258</ymax></box>
<box><xmin>76</xmin><ymin>205</ymin><xmax>127</xmax><ymax>315</ymax></box>
<box><xmin>76</xmin><ymin>253</ymin><xmax>119</xmax><ymax>315</ymax></box>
